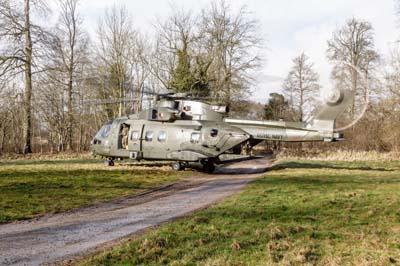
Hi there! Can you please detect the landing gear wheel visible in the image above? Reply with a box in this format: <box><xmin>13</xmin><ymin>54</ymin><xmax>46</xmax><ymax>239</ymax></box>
<box><xmin>171</xmin><ymin>162</ymin><xmax>184</xmax><ymax>171</ymax></box>
<box><xmin>104</xmin><ymin>159</ymin><xmax>114</xmax><ymax>167</ymax></box>
<box><xmin>202</xmin><ymin>162</ymin><xmax>215</xmax><ymax>173</ymax></box>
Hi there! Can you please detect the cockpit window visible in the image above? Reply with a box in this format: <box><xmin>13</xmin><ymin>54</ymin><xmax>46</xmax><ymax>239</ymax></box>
<box><xmin>101</xmin><ymin>126</ymin><xmax>111</xmax><ymax>138</ymax></box>
<box><xmin>95</xmin><ymin>121</ymin><xmax>113</xmax><ymax>139</ymax></box>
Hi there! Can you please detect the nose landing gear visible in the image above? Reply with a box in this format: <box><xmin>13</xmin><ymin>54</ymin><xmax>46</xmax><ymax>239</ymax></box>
<box><xmin>171</xmin><ymin>161</ymin><xmax>188</xmax><ymax>171</ymax></box>
<box><xmin>104</xmin><ymin>158</ymin><xmax>114</xmax><ymax>167</ymax></box>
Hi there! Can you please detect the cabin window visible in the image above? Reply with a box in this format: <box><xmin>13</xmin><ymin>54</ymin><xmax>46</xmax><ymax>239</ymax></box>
<box><xmin>210</xmin><ymin>128</ymin><xmax>218</xmax><ymax>137</ymax></box>
<box><xmin>191</xmin><ymin>132</ymin><xmax>201</xmax><ymax>143</ymax></box>
<box><xmin>158</xmin><ymin>131</ymin><xmax>167</xmax><ymax>142</ymax></box>
<box><xmin>145</xmin><ymin>131</ymin><xmax>153</xmax><ymax>142</ymax></box>
<box><xmin>130</xmin><ymin>130</ymin><xmax>139</xmax><ymax>141</ymax></box>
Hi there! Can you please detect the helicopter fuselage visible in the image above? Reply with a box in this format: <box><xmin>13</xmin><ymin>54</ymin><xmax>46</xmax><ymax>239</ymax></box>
<box><xmin>91</xmin><ymin>118</ymin><xmax>249</xmax><ymax>163</ymax></box>
<box><xmin>90</xmin><ymin>94</ymin><xmax>345</xmax><ymax>169</ymax></box>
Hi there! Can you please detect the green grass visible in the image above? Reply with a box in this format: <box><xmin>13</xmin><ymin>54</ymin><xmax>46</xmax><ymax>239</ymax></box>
<box><xmin>0</xmin><ymin>158</ymin><xmax>186</xmax><ymax>223</ymax></box>
<box><xmin>81</xmin><ymin>160</ymin><xmax>400</xmax><ymax>266</ymax></box>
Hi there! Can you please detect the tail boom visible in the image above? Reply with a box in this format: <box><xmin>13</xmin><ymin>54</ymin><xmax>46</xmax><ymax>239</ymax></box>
<box><xmin>224</xmin><ymin>118</ymin><xmax>342</xmax><ymax>142</ymax></box>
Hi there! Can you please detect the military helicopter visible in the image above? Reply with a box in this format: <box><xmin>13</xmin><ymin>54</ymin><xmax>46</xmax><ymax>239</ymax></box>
<box><xmin>90</xmin><ymin>88</ymin><xmax>353</xmax><ymax>172</ymax></box>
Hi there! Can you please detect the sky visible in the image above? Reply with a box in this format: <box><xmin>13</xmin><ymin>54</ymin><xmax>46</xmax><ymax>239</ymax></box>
<box><xmin>68</xmin><ymin>0</ymin><xmax>398</xmax><ymax>103</ymax></box>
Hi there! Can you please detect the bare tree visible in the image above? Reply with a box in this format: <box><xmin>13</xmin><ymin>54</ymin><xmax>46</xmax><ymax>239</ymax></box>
<box><xmin>43</xmin><ymin>0</ymin><xmax>88</xmax><ymax>151</ymax></box>
<box><xmin>282</xmin><ymin>52</ymin><xmax>320</xmax><ymax>122</ymax></box>
<box><xmin>396</xmin><ymin>0</ymin><xmax>400</xmax><ymax>27</ymax></box>
<box><xmin>95</xmin><ymin>5</ymin><xmax>136</xmax><ymax>117</ymax></box>
<box><xmin>326</xmin><ymin>18</ymin><xmax>379</xmax><ymax>150</ymax></box>
<box><xmin>327</xmin><ymin>18</ymin><xmax>379</xmax><ymax>117</ymax></box>
<box><xmin>127</xmin><ymin>34</ymin><xmax>149</xmax><ymax>113</ymax></box>
<box><xmin>37</xmin><ymin>73</ymin><xmax>68</xmax><ymax>152</ymax></box>
<box><xmin>385</xmin><ymin>44</ymin><xmax>400</xmax><ymax>98</ymax></box>
<box><xmin>147</xmin><ymin>8</ymin><xmax>196</xmax><ymax>92</ymax></box>
<box><xmin>378</xmin><ymin>45</ymin><xmax>400</xmax><ymax>152</ymax></box>
<box><xmin>0</xmin><ymin>0</ymin><xmax>48</xmax><ymax>153</ymax></box>
<box><xmin>200</xmin><ymin>0</ymin><xmax>263</xmax><ymax>105</ymax></box>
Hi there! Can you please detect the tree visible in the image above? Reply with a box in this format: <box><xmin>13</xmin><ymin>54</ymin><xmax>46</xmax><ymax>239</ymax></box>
<box><xmin>169</xmin><ymin>45</ymin><xmax>211</xmax><ymax>96</ymax></box>
<box><xmin>95</xmin><ymin>5</ymin><xmax>136</xmax><ymax>118</ymax></box>
<box><xmin>385</xmin><ymin>47</ymin><xmax>400</xmax><ymax>98</ymax></box>
<box><xmin>380</xmin><ymin>45</ymin><xmax>400</xmax><ymax>152</ymax></box>
<box><xmin>200</xmin><ymin>0</ymin><xmax>262</xmax><ymax>105</ymax></box>
<box><xmin>327</xmin><ymin>18</ymin><xmax>379</xmax><ymax>118</ymax></box>
<box><xmin>282</xmin><ymin>52</ymin><xmax>320</xmax><ymax>122</ymax></box>
<box><xmin>0</xmin><ymin>0</ymin><xmax>48</xmax><ymax>153</ymax></box>
<box><xmin>145</xmin><ymin>7</ymin><xmax>212</xmax><ymax>97</ymax></box>
<box><xmin>45</xmin><ymin>0</ymin><xmax>89</xmax><ymax>151</ymax></box>
<box><xmin>326</xmin><ymin>18</ymin><xmax>379</xmax><ymax>150</ymax></box>
<box><xmin>127</xmin><ymin>34</ymin><xmax>149</xmax><ymax>113</ymax></box>
<box><xmin>148</xmin><ymin>1</ymin><xmax>262</xmax><ymax>101</ymax></box>
<box><xmin>264</xmin><ymin>93</ymin><xmax>289</xmax><ymax>120</ymax></box>
<box><xmin>150</xmin><ymin>8</ymin><xmax>197</xmax><ymax>93</ymax></box>
<box><xmin>170</xmin><ymin>38</ymin><xmax>195</xmax><ymax>92</ymax></box>
<box><xmin>0</xmin><ymin>86</ymin><xmax>24</xmax><ymax>154</ymax></box>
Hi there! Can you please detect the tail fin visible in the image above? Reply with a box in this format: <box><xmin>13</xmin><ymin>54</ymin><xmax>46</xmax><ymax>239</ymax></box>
<box><xmin>308</xmin><ymin>89</ymin><xmax>354</xmax><ymax>132</ymax></box>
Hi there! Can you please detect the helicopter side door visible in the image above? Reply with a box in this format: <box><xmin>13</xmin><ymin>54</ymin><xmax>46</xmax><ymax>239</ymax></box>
<box><xmin>127</xmin><ymin>123</ymin><xmax>144</xmax><ymax>160</ymax></box>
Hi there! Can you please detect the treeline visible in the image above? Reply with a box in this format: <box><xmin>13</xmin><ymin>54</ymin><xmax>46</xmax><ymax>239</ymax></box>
<box><xmin>0</xmin><ymin>0</ymin><xmax>399</xmax><ymax>155</ymax></box>
<box><xmin>0</xmin><ymin>0</ymin><xmax>262</xmax><ymax>154</ymax></box>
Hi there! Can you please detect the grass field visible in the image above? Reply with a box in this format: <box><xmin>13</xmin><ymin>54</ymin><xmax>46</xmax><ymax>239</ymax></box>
<box><xmin>0</xmin><ymin>158</ymin><xmax>186</xmax><ymax>223</ymax></box>
<box><xmin>81</xmin><ymin>160</ymin><xmax>400</xmax><ymax>266</ymax></box>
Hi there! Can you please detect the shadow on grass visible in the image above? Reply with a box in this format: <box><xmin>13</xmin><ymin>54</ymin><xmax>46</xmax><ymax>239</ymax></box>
<box><xmin>272</xmin><ymin>161</ymin><xmax>394</xmax><ymax>172</ymax></box>
<box><xmin>214</xmin><ymin>167</ymin><xmax>272</xmax><ymax>175</ymax></box>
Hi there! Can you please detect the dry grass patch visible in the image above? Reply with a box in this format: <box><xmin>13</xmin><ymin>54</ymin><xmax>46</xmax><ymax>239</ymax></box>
<box><xmin>279</xmin><ymin>150</ymin><xmax>400</xmax><ymax>162</ymax></box>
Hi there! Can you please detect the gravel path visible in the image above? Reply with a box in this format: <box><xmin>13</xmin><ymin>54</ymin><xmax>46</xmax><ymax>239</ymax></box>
<box><xmin>0</xmin><ymin>156</ymin><xmax>274</xmax><ymax>266</ymax></box>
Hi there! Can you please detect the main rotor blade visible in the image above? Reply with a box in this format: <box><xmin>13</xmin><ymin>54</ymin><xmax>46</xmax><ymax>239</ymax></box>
<box><xmin>82</xmin><ymin>97</ymin><xmax>149</xmax><ymax>105</ymax></box>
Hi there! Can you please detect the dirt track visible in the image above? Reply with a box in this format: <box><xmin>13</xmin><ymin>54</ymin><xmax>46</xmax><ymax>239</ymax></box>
<box><xmin>0</xmin><ymin>156</ymin><xmax>274</xmax><ymax>266</ymax></box>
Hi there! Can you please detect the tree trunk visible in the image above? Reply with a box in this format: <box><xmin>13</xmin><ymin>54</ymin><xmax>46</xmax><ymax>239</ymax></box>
<box><xmin>0</xmin><ymin>125</ymin><xmax>6</xmax><ymax>155</ymax></box>
<box><xmin>23</xmin><ymin>0</ymin><xmax>33</xmax><ymax>154</ymax></box>
<box><xmin>67</xmin><ymin>68</ymin><xmax>74</xmax><ymax>151</ymax></box>
<box><xmin>351</xmin><ymin>65</ymin><xmax>358</xmax><ymax>149</ymax></box>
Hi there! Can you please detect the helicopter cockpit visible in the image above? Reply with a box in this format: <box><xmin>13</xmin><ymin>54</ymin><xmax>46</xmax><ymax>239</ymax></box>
<box><xmin>92</xmin><ymin>120</ymin><xmax>113</xmax><ymax>145</ymax></box>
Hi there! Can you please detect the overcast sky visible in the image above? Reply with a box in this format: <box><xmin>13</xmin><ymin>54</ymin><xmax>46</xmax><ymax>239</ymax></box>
<box><xmin>73</xmin><ymin>0</ymin><xmax>398</xmax><ymax>103</ymax></box>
